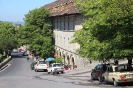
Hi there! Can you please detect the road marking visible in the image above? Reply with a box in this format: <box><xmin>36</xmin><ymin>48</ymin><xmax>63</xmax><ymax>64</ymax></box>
<box><xmin>0</xmin><ymin>64</ymin><xmax>11</xmax><ymax>72</ymax></box>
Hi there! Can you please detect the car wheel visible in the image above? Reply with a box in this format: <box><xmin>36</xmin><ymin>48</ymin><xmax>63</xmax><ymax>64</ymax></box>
<box><xmin>61</xmin><ymin>71</ymin><xmax>64</xmax><ymax>74</ymax></box>
<box><xmin>34</xmin><ymin>69</ymin><xmax>36</xmax><ymax>72</ymax></box>
<box><xmin>113</xmin><ymin>79</ymin><xmax>118</xmax><ymax>86</ymax></box>
<box><xmin>103</xmin><ymin>77</ymin><xmax>107</xmax><ymax>84</ymax></box>
<box><xmin>47</xmin><ymin>72</ymin><xmax>50</xmax><ymax>74</ymax></box>
<box><xmin>35</xmin><ymin>69</ymin><xmax>38</xmax><ymax>72</ymax></box>
<box><xmin>91</xmin><ymin>74</ymin><xmax>94</xmax><ymax>80</ymax></box>
<box><xmin>50</xmin><ymin>71</ymin><xmax>54</xmax><ymax>75</ymax></box>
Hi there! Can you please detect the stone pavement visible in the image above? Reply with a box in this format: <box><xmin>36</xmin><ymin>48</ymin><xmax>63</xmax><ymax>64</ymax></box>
<box><xmin>63</xmin><ymin>62</ymin><xmax>98</xmax><ymax>76</ymax></box>
<box><xmin>63</xmin><ymin>60</ymin><xmax>128</xmax><ymax>76</ymax></box>
<box><xmin>59</xmin><ymin>60</ymin><xmax>129</xmax><ymax>88</ymax></box>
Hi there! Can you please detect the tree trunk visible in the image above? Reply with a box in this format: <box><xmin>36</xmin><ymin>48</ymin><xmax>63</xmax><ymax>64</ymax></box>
<box><xmin>127</xmin><ymin>58</ymin><xmax>132</xmax><ymax>65</ymax></box>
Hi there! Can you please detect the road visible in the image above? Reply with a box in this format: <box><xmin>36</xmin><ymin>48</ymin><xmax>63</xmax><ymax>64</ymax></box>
<box><xmin>0</xmin><ymin>53</ymin><xmax>131</xmax><ymax>88</ymax></box>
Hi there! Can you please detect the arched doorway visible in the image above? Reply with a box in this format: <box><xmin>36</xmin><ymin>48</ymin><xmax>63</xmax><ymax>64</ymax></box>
<box><xmin>59</xmin><ymin>52</ymin><xmax>61</xmax><ymax>57</ymax></box>
<box><xmin>67</xmin><ymin>55</ymin><xmax>70</xmax><ymax>65</ymax></box>
<box><xmin>72</xmin><ymin>57</ymin><xmax>75</xmax><ymax>69</ymax></box>
<box><xmin>63</xmin><ymin>54</ymin><xmax>65</xmax><ymax>65</ymax></box>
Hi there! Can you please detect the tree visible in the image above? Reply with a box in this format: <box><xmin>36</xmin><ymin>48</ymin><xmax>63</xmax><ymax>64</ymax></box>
<box><xmin>18</xmin><ymin>7</ymin><xmax>54</xmax><ymax>58</ymax></box>
<box><xmin>53</xmin><ymin>57</ymin><xmax>64</xmax><ymax>65</ymax></box>
<box><xmin>72</xmin><ymin>0</ymin><xmax>133</xmax><ymax>62</ymax></box>
<box><xmin>0</xmin><ymin>21</ymin><xmax>18</xmax><ymax>61</ymax></box>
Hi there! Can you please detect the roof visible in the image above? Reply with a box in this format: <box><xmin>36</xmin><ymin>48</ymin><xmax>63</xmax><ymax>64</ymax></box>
<box><xmin>44</xmin><ymin>0</ymin><xmax>81</xmax><ymax>17</ymax></box>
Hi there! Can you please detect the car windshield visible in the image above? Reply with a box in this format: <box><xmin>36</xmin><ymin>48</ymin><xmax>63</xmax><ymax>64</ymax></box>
<box><xmin>53</xmin><ymin>64</ymin><xmax>61</xmax><ymax>67</ymax></box>
<box><xmin>32</xmin><ymin>62</ymin><xmax>36</xmax><ymax>65</ymax></box>
<box><xmin>39</xmin><ymin>61</ymin><xmax>46</xmax><ymax>64</ymax></box>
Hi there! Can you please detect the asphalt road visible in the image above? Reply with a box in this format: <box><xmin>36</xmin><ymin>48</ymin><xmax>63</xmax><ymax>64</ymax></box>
<box><xmin>0</xmin><ymin>53</ymin><xmax>131</xmax><ymax>88</ymax></box>
<box><xmin>0</xmin><ymin>53</ymin><xmax>98</xmax><ymax>88</ymax></box>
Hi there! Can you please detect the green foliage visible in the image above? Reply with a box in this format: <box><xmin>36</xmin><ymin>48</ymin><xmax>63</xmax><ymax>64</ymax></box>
<box><xmin>53</xmin><ymin>57</ymin><xmax>63</xmax><ymax>65</ymax></box>
<box><xmin>18</xmin><ymin>7</ymin><xmax>54</xmax><ymax>58</ymax></box>
<box><xmin>0</xmin><ymin>22</ymin><xmax>18</xmax><ymax>61</ymax></box>
<box><xmin>0</xmin><ymin>54</ymin><xmax>2</xmax><ymax>59</ymax></box>
<box><xmin>73</xmin><ymin>0</ymin><xmax>133</xmax><ymax>60</ymax></box>
<box><xmin>0</xmin><ymin>22</ymin><xmax>18</xmax><ymax>50</ymax></box>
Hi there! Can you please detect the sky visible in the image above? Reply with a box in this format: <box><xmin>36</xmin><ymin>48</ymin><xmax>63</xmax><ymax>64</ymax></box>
<box><xmin>0</xmin><ymin>0</ymin><xmax>56</xmax><ymax>22</ymax></box>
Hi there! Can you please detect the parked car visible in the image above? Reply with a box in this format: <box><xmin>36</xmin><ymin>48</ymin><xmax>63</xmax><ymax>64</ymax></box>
<box><xmin>91</xmin><ymin>63</ymin><xmax>110</xmax><ymax>82</ymax></box>
<box><xmin>23</xmin><ymin>51</ymin><xmax>28</xmax><ymax>56</ymax></box>
<box><xmin>21</xmin><ymin>50</ymin><xmax>25</xmax><ymax>53</ymax></box>
<box><xmin>47</xmin><ymin>63</ymin><xmax>64</xmax><ymax>75</ymax></box>
<box><xmin>102</xmin><ymin>64</ymin><xmax>133</xmax><ymax>86</ymax></box>
<box><xmin>30</xmin><ymin>62</ymin><xmax>37</xmax><ymax>70</ymax></box>
<box><xmin>34</xmin><ymin>61</ymin><xmax>48</xmax><ymax>72</ymax></box>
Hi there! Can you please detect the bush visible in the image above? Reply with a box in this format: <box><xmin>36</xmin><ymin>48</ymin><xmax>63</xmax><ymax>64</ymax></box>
<box><xmin>53</xmin><ymin>57</ymin><xmax>63</xmax><ymax>65</ymax></box>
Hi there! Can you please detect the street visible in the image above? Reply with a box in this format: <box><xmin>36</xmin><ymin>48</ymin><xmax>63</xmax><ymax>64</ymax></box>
<box><xmin>0</xmin><ymin>53</ymin><xmax>131</xmax><ymax>88</ymax></box>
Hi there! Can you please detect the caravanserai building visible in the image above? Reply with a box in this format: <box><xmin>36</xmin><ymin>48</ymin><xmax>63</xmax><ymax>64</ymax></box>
<box><xmin>44</xmin><ymin>0</ymin><xmax>90</xmax><ymax>69</ymax></box>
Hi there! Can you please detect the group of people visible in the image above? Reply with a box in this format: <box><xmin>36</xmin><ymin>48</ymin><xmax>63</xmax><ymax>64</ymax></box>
<box><xmin>27</xmin><ymin>55</ymin><xmax>39</xmax><ymax>61</ymax></box>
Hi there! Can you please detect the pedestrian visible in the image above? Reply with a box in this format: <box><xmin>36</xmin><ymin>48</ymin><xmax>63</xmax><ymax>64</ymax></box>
<box><xmin>27</xmin><ymin>57</ymin><xmax>29</xmax><ymax>61</ymax></box>
<box><xmin>36</xmin><ymin>56</ymin><xmax>38</xmax><ymax>60</ymax></box>
<box><xmin>114</xmin><ymin>60</ymin><xmax>118</xmax><ymax>65</ymax></box>
<box><xmin>89</xmin><ymin>60</ymin><xmax>92</xmax><ymax>64</ymax></box>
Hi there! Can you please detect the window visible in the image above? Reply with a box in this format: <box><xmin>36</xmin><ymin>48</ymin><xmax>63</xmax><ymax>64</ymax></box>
<box><xmin>39</xmin><ymin>61</ymin><xmax>46</xmax><ymax>64</ymax></box>
<box><xmin>57</xmin><ymin>17</ymin><xmax>60</xmax><ymax>30</ymax></box>
<box><xmin>54</xmin><ymin>18</ymin><xmax>58</xmax><ymax>30</ymax></box>
<box><xmin>65</xmin><ymin>16</ymin><xmax>68</xmax><ymax>30</ymax></box>
<box><xmin>68</xmin><ymin>16</ymin><xmax>74</xmax><ymax>31</ymax></box>
<box><xmin>109</xmin><ymin>66</ymin><xmax>113</xmax><ymax>72</ymax></box>
<box><xmin>95</xmin><ymin>65</ymin><xmax>102</xmax><ymax>70</ymax></box>
<box><xmin>61</xmin><ymin>17</ymin><xmax>64</xmax><ymax>30</ymax></box>
<box><xmin>53</xmin><ymin>64</ymin><xmax>61</xmax><ymax>67</ymax></box>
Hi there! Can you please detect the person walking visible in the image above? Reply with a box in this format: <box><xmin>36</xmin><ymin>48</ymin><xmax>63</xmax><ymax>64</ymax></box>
<box><xmin>27</xmin><ymin>57</ymin><xmax>29</xmax><ymax>61</ymax></box>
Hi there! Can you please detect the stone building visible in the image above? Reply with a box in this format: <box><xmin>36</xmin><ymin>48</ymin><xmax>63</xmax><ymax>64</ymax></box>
<box><xmin>13</xmin><ymin>24</ymin><xmax>22</xmax><ymax>29</ymax></box>
<box><xmin>44</xmin><ymin>0</ymin><xmax>90</xmax><ymax>69</ymax></box>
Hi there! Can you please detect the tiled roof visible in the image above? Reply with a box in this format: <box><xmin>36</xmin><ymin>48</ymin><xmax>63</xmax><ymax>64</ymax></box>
<box><xmin>44</xmin><ymin>0</ymin><xmax>81</xmax><ymax>17</ymax></box>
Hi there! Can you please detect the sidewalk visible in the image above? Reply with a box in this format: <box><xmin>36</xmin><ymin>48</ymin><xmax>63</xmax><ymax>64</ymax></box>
<box><xmin>63</xmin><ymin>60</ymin><xmax>128</xmax><ymax>76</ymax></box>
<box><xmin>0</xmin><ymin>56</ymin><xmax>12</xmax><ymax>71</ymax></box>
<box><xmin>63</xmin><ymin>61</ymin><xmax>99</xmax><ymax>76</ymax></box>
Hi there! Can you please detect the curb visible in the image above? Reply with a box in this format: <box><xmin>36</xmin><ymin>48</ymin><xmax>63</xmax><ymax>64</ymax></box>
<box><xmin>0</xmin><ymin>56</ymin><xmax>12</xmax><ymax>70</ymax></box>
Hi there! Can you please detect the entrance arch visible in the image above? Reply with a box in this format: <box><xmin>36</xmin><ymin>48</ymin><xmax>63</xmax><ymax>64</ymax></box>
<box><xmin>67</xmin><ymin>55</ymin><xmax>70</xmax><ymax>65</ymax></box>
<box><xmin>72</xmin><ymin>57</ymin><xmax>75</xmax><ymax>69</ymax></box>
<box><xmin>63</xmin><ymin>54</ymin><xmax>65</xmax><ymax>65</ymax></box>
<box><xmin>59</xmin><ymin>52</ymin><xmax>61</xmax><ymax>57</ymax></box>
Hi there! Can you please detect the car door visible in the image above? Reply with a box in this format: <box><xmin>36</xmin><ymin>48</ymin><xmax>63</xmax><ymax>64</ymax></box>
<box><xmin>34</xmin><ymin>61</ymin><xmax>39</xmax><ymax>69</ymax></box>
<box><xmin>92</xmin><ymin>65</ymin><xmax>102</xmax><ymax>79</ymax></box>
<box><xmin>103</xmin><ymin>67</ymin><xmax>109</xmax><ymax>81</ymax></box>
<box><xmin>91</xmin><ymin>65</ymin><xmax>98</xmax><ymax>79</ymax></box>
<box><xmin>107</xmin><ymin>66</ymin><xmax>114</xmax><ymax>82</ymax></box>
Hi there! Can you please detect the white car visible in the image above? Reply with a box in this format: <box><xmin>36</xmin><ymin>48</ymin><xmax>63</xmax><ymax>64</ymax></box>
<box><xmin>47</xmin><ymin>63</ymin><xmax>64</xmax><ymax>75</ymax></box>
<box><xmin>34</xmin><ymin>61</ymin><xmax>48</xmax><ymax>72</ymax></box>
<box><xmin>21</xmin><ymin>50</ymin><xmax>25</xmax><ymax>53</ymax></box>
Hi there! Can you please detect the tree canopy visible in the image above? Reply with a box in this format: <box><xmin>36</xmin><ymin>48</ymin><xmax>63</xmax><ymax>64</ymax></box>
<box><xmin>17</xmin><ymin>7</ymin><xmax>54</xmax><ymax>58</ymax></box>
<box><xmin>72</xmin><ymin>0</ymin><xmax>133</xmax><ymax>61</ymax></box>
<box><xmin>0</xmin><ymin>21</ymin><xmax>18</xmax><ymax>60</ymax></box>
